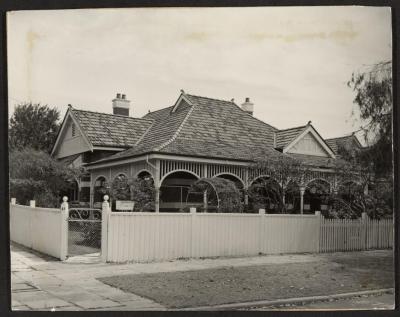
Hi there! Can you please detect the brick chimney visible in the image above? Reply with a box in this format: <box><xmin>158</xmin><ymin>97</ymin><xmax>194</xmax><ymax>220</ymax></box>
<box><xmin>241</xmin><ymin>97</ymin><xmax>254</xmax><ymax>116</ymax></box>
<box><xmin>112</xmin><ymin>93</ymin><xmax>130</xmax><ymax>116</ymax></box>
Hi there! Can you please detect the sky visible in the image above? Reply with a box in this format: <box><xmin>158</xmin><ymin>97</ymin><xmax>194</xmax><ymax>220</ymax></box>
<box><xmin>7</xmin><ymin>6</ymin><xmax>392</xmax><ymax>141</ymax></box>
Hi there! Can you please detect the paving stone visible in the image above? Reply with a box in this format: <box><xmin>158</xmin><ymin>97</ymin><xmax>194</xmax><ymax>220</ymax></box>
<box><xmin>24</xmin><ymin>298</ymin><xmax>72</xmax><ymax>310</ymax></box>
<box><xmin>33</xmin><ymin>277</ymin><xmax>64</xmax><ymax>287</ymax></box>
<box><xmin>51</xmin><ymin>305</ymin><xmax>84</xmax><ymax>311</ymax></box>
<box><xmin>13</xmin><ymin>305</ymin><xmax>31</xmax><ymax>311</ymax></box>
<box><xmin>13</xmin><ymin>290</ymin><xmax>50</xmax><ymax>302</ymax></box>
<box><xmin>93</xmin><ymin>304</ymin><xmax>166</xmax><ymax>311</ymax></box>
<box><xmin>53</xmin><ymin>291</ymin><xmax>104</xmax><ymax>302</ymax></box>
<box><xmin>120</xmin><ymin>300</ymin><xmax>166</xmax><ymax>310</ymax></box>
<box><xmin>11</xmin><ymin>268</ymin><xmax>33</xmax><ymax>273</ymax></box>
<box><xmin>11</xmin><ymin>264</ymin><xmax>31</xmax><ymax>270</ymax></box>
<box><xmin>12</xmin><ymin>299</ymin><xmax>22</xmax><ymax>307</ymax></box>
<box><xmin>102</xmin><ymin>291</ymin><xmax>145</xmax><ymax>302</ymax></box>
<box><xmin>12</xmin><ymin>282</ymin><xmax>36</xmax><ymax>292</ymax></box>
<box><xmin>75</xmin><ymin>299</ymin><xmax>122</xmax><ymax>309</ymax></box>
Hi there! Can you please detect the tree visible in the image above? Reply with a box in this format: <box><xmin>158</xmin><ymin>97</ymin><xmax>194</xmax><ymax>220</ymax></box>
<box><xmin>248</xmin><ymin>156</ymin><xmax>309</xmax><ymax>213</ymax></box>
<box><xmin>347</xmin><ymin>61</ymin><xmax>392</xmax><ymax>178</ymax></box>
<box><xmin>332</xmin><ymin>147</ymin><xmax>392</xmax><ymax>219</ymax></box>
<box><xmin>330</xmin><ymin>62</ymin><xmax>394</xmax><ymax>219</ymax></box>
<box><xmin>9</xmin><ymin>148</ymin><xmax>80</xmax><ymax>207</ymax></box>
<box><xmin>9</xmin><ymin>103</ymin><xmax>60</xmax><ymax>153</ymax></box>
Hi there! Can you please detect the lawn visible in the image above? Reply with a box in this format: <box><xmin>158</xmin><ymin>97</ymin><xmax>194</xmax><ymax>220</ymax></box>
<box><xmin>98</xmin><ymin>251</ymin><xmax>394</xmax><ymax>309</ymax></box>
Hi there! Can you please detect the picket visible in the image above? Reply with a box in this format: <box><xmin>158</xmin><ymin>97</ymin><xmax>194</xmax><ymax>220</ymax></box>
<box><xmin>319</xmin><ymin>215</ymin><xmax>393</xmax><ymax>253</ymax></box>
<box><xmin>10</xmin><ymin>197</ymin><xmax>394</xmax><ymax>264</ymax></box>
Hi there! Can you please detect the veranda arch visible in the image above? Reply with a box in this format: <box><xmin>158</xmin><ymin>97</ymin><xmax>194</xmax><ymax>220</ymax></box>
<box><xmin>188</xmin><ymin>177</ymin><xmax>243</xmax><ymax>213</ymax></box>
<box><xmin>248</xmin><ymin>176</ymin><xmax>283</xmax><ymax>213</ymax></box>
<box><xmin>135</xmin><ymin>169</ymin><xmax>154</xmax><ymax>180</ymax></box>
<box><xmin>303</xmin><ymin>178</ymin><xmax>332</xmax><ymax>214</ymax></box>
<box><xmin>110</xmin><ymin>173</ymin><xmax>130</xmax><ymax>211</ymax></box>
<box><xmin>159</xmin><ymin>170</ymin><xmax>200</xmax><ymax>212</ymax></box>
<box><xmin>214</xmin><ymin>173</ymin><xmax>245</xmax><ymax>189</ymax></box>
<box><xmin>92</xmin><ymin>175</ymin><xmax>108</xmax><ymax>208</ymax></box>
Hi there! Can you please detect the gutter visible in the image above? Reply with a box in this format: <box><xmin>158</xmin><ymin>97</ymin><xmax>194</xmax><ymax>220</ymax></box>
<box><xmin>176</xmin><ymin>288</ymin><xmax>394</xmax><ymax>311</ymax></box>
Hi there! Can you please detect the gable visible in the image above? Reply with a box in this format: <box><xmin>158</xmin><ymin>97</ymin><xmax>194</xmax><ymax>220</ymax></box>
<box><xmin>171</xmin><ymin>93</ymin><xmax>193</xmax><ymax>114</ymax></box>
<box><xmin>286</xmin><ymin>132</ymin><xmax>330</xmax><ymax>157</ymax></box>
<box><xmin>53</xmin><ymin>116</ymin><xmax>92</xmax><ymax>159</ymax></box>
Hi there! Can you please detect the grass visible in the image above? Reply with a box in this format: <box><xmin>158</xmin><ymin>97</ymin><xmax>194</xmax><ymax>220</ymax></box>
<box><xmin>98</xmin><ymin>251</ymin><xmax>394</xmax><ymax>309</ymax></box>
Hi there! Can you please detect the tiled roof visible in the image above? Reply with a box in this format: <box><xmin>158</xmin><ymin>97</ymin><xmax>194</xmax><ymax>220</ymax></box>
<box><xmin>275</xmin><ymin>125</ymin><xmax>307</xmax><ymax>149</ymax></box>
<box><xmin>161</xmin><ymin>94</ymin><xmax>281</xmax><ymax>160</ymax></box>
<box><xmin>80</xmin><ymin>92</ymin><xmax>352</xmax><ymax>169</ymax></box>
<box><xmin>325</xmin><ymin>135</ymin><xmax>361</xmax><ymax>155</ymax></box>
<box><xmin>71</xmin><ymin>108</ymin><xmax>153</xmax><ymax>148</ymax></box>
<box><xmin>96</xmin><ymin>93</ymin><xmax>283</xmax><ymax>163</ymax></box>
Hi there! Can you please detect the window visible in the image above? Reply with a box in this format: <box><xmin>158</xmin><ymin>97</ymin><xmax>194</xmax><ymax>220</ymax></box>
<box><xmin>71</xmin><ymin>123</ymin><xmax>76</xmax><ymax>137</ymax></box>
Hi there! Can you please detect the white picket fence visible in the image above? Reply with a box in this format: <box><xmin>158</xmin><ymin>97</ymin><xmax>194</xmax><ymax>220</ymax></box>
<box><xmin>320</xmin><ymin>216</ymin><xmax>393</xmax><ymax>252</ymax></box>
<box><xmin>9</xmin><ymin>198</ymin><xmax>394</xmax><ymax>263</ymax></box>
<box><xmin>9</xmin><ymin>203</ymin><xmax>68</xmax><ymax>260</ymax></box>
<box><xmin>105</xmin><ymin>211</ymin><xmax>320</xmax><ymax>263</ymax></box>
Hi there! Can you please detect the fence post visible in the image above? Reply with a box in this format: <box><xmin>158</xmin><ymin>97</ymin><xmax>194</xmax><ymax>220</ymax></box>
<box><xmin>30</xmin><ymin>200</ymin><xmax>35</xmax><ymax>208</ymax></box>
<box><xmin>315</xmin><ymin>211</ymin><xmax>321</xmax><ymax>253</ymax></box>
<box><xmin>190</xmin><ymin>207</ymin><xmax>196</xmax><ymax>258</ymax></box>
<box><xmin>101</xmin><ymin>195</ymin><xmax>111</xmax><ymax>262</ymax></box>
<box><xmin>60</xmin><ymin>196</ymin><xmax>69</xmax><ymax>261</ymax></box>
<box><xmin>361</xmin><ymin>212</ymin><xmax>368</xmax><ymax>250</ymax></box>
<box><xmin>259</xmin><ymin>209</ymin><xmax>266</xmax><ymax>254</ymax></box>
<box><xmin>11</xmin><ymin>198</ymin><xmax>16</xmax><ymax>205</ymax></box>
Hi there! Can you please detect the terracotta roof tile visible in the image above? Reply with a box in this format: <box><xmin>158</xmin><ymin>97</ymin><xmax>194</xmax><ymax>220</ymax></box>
<box><xmin>95</xmin><ymin>93</ymin><xmax>282</xmax><ymax>163</ymax></box>
<box><xmin>275</xmin><ymin>125</ymin><xmax>307</xmax><ymax>149</ymax></box>
<box><xmin>325</xmin><ymin>135</ymin><xmax>362</xmax><ymax>155</ymax></box>
<box><xmin>71</xmin><ymin>109</ymin><xmax>153</xmax><ymax>148</ymax></box>
<box><xmin>82</xmin><ymin>92</ymin><xmax>354</xmax><ymax>169</ymax></box>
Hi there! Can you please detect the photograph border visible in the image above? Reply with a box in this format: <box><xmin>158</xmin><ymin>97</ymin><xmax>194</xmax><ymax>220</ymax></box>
<box><xmin>0</xmin><ymin>0</ymin><xmax>398</xmax><ymax>316</ymax></box>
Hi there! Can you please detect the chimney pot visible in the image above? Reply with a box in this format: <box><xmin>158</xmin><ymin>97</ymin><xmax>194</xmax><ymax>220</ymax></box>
<box><xmin>112</xmin><ymin>93</ymin><xmax>130</xmax><ymax>116</ymax></box>
<box><xmin>241</xmin><ymin>97</ymin><xmax>254</xmax><ymax>116</ymax></box>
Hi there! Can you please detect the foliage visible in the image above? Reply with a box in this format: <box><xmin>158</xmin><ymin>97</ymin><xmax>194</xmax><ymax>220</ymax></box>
<box><xmin>248</xmin><ymin>156</ymin><xmax>309</xmax><ymax>213</ymax></box>
<box><xmin>189</xmin><ymin>178</ymin><xmax>243</xmax><ymax>213</ymax></box>
<box><xmin>347</xmin><ymin>61</ymin><xmax>392</xmax><ymax>178</ymax></box>
<box><xmin>9</xmin><ymin>103</ymin><xmax>60</xmax><ymax>153</ymax></box>
<box><xmin>130</xmin><ymin>178</ymin><xmax>156</xmax><ymax>211</ymax></box>
<box><xmin>333</xmin><ymin>140</ymin><xmax>392</xmax><ymax>219</ymax></box>
<box><xmin>111</xmin><ymin>176</ymin><xmax>156</xmax><ymax>211</ymax></box>
<box><xmin>9</xmin><ymin>148</ymin><xmax>80</xmax><ymax>207</ymax></box>
<box><xmin>111</xmin><ymin>175</ymin><xmax>130</xmax><ymax>200</ymax></box>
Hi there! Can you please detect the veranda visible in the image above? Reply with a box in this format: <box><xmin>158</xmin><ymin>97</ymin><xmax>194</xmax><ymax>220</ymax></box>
<box><xmin>79</xmin><ymin>154</ymin><xmax>364</xmax><ymax>214</ymax></box>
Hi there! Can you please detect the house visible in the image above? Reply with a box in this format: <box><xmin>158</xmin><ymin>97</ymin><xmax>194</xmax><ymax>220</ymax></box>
<box><xmin>51</xmin><ymin>91</ymin><xmax>363</xmax><ymax>212</ymax></box>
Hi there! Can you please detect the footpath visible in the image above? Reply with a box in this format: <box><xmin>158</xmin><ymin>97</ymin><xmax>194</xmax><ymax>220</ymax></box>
<box><xmin>10</xmin><ymin>243</ymin><xmax>394</xmax><ymax>311</ymax></box>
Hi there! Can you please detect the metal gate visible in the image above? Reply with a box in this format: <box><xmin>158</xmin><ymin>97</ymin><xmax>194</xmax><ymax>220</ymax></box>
<box><xmin>68</xmin><ymin>208</ymin><xmax>102</xmax><ymax>257</ymax></box>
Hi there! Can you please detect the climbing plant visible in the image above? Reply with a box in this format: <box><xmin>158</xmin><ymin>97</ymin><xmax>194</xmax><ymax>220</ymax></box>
<box><xmin>111</xmin><ymin>176</ymin><xmax>156</xmax><ymax>211</ymax></box>
<box><xmin>188</xmin><ymin>177</ymin><xmax>243</xmax><ymax>213</ymax></box>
